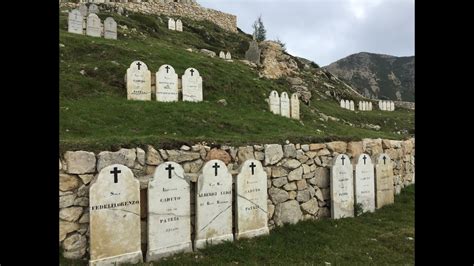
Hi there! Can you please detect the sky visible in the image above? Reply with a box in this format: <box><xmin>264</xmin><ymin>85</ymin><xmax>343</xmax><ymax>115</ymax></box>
<box><xmin>198</xmin><ymin>0</ymin><xmax>414</xmax><ymax>66</ymax></box>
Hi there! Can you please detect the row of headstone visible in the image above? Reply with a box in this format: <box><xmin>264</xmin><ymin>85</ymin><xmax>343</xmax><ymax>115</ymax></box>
<box><xmin>68</xmin><ymin>10</ymin><xmax>117</xmax><ymax>40</ymax></box>
<box><xmin>126</xmin><ymin>61</ymin><xmax>203</xmax><ymax>102</ymax></box>
<box><xmin>358</xmin><ymin>101</ymin><xmax>373</xmax><ymax>111</ymax></box>
<box><xmin>219</xmin><ymin>51</ymin><xmax>232</xmax><ymax>60</ymax></box>
<box><xmin>168</xmin><ymin>18</ymin><xmax>183</xmax><ymax>32</ymax></box>
<box><xmin>379</xmin><ymin>100</ymin><xmax>395</xmax><ymax>111</ymax></box>
<box><xmin>330</xmin><ymin>153</ymin><xmax>394</xmax><ymax>219</ymax></box>
<box><xmin>89</xmin><ymin>159</ymin><xmax>269</xmax><ymax>264</ymax></box>
<box><xmin>78</xmin><ymin>3</ymin><xmax>98</xmax><ymax>17</ymax></box>
<box><xmin>268</xmin><ymin>91</ymin><xmax>300</xmax><ymax>120</ymax></box>
<box><xmin>340</xmin><ymin>99</ymin><xmax>355</xmax><ymax>111</ymax></box>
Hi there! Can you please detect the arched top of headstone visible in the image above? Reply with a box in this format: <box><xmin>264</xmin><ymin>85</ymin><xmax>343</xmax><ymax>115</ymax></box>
<box><xmin>168</xmin><ymin>18</ymin><xmax>175</xmax><ymax>23</ymax></box>
<box><xmin>78</xmin><ymin>4</ymin><xmax>88</xmax><ymax>16</ymax></box>
<box><xmin>355</xmin><ymin>153</ymin><xmax>373</xmax><ymax>166</ymax></box>
<box><xmin>225</xmin><ymin>52</ymin><xmax>231</xmax><ymax>60</ymax></box>
<box><xmin>184</xmin><ymin>67</ymin><xmax>200</xmax><ymax>77</ymax></box>
<box><xmin>158</xmin><ymin>64</ymin><xmax>176</xmax><ymax>75</ymax></box>
<box><xmin>87</xmin><ymin>13</ymin><xmax>99</xmax><ymax>20</ymax></box>
<box><xmin>331</xmin><ymin>154</ymin><xmax>351</xmax><ymax>167</ymax></box>
<box><xmin>70</xmin><ymin>9</ymin><xmax>82</xmax><ymax>17</ymax></box>
<box><xmin>219</xmin><ymin>51</ymin><xmax>225</xmax><ymax>58</ymax></box>
<box><xmin>104</xmin><ymin>17</ymin><xmax>116</xmax><ymax>25</ymax></box>
<box><xmin>281</xmin><ymin>92</ymin><xmax>289</xmax><ymax>99</ymax></box>
<box><xmin>238</xmin><ymin>159</ymin><xmax>265</xmax><ymax>177</ymax></box>
<box><xmin>270</xmin><ymin>91</ymin><xmax>279</xmax><ymax>98</ymax></box>
<box><xmin>89</xmin><ymin>3</ymin><xmax>99</xmax><ymax>14</ymax></box>
<box><xmin>92</xmin><ymin>164</ymin><xmax>137</xmax><ymax>187</ymax></box>
<box><xmin>291</xmin><ymin>93</ymin><xmax>299</xmax><ymax>100</ymax></box>
<box><xmin>129</xmin><ymin>60</ymin><xmax>148</xmax><ymax>71</ymax></box>
<box><xmin>198</xmin><ymin>160</ymin><xmax>231</xmax><ymax>190</ymax></box>
<box><xmin>340</xmin><ymin>99</ymin><xmax>344</xmax><ymax>106</ymax></box>
<box><xmin>152</xmin><ymin>161</ymin><xmax>187</xmax><ymax>183</ymax></box>
<box><xmin>176</xmin><ymin>19</ymin><xmax>182</xmax><ymax>23</ymax></box>
<box><xmin>374</xmin><ymin>153</ymin><xmax>391</xmax><ymax>166</ymax></box>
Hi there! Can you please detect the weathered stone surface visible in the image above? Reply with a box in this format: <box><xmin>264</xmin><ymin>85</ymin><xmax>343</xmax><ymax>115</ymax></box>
<box><xmin>63</xmin><ymin>233</ymin><xmax>87</xmax><ymax>253</ymax></box>
<box><xmin>237</xmin><ymin>146</ymin><xmax>255</xmax><ymax>162</ymax></box>
<box><xmin>271</xmin><ymin>166</ymin><xmax>288</xmax><ymax>178</ymax></box>
<box><xmin>314</xmin><ymin>187</ymin><xmax>324</xmax><ymax>202</ymax></box>
<box><xmin>296</xmin><ymin>189</ymin><xmax>311</xmax><ymax>202</ymax></box>
<box><xmin>326</xmin><ymin>141</ymin><xmax>347</xmax><ymax>154</ymax></box>
<box><xmin>60</xmin><ymin>194</ymin><xmax>77</xmax><ymax>208</ymax></box>
<box><xmin>183</xmin><ymin>159</ymin><xmax>204</xmax><ymax>173</ymax></box>
<box><xmin>166</xmin><ymin>150</ymin><xmax>200</xmax><ymax>163</ymax></box>
<box><xmin>385</xmin><ymin>148</ymin><xmax>399</xmax><ymax>160</ymax></box>
<box><xmin>310</xmin><ymin>143</ymin><xmax>326</xmax><ymax>151</ymax></box>
<box><xmin>274</xmin><ymin>200</ymin><xmax>302</xmax><ymax>226</ymax></box>
<box><xmin>283</xmin><ymin>182</ymin><xmax>297</xmax><ymax>191</ymax></box>
<box><xmin>272</xmin><ymin>177</ymin><xmax>288</xmax><ymax>188</ymax></box>
<box><xmin>74</xmin><ymin>197</ymin><xmax>89</xmax><ymax>207</ymax></box>
<box><xmin>60</xmin><ymin>174</ymin><xmax>81</xmax><ymax>192</ymax></box>
<box><xmin>283</xmin><ymin>159</ymin><xmax>301</xmax><ymax>169</ymax></box>
<box><xmin>79</xmin><ymin>174</ymin><xmax>94</xmax><ymax>185</ymax></box>
<box><xmin>264</xmin><ymin>144</ymin><xmax>284</xmax><ymax>165</ymax></box>
<box><xmin>374</xmin><ymin>153</ymin><xmax>395</xmax><ymax>209</ymax></box>
<box><xmin>317</xmin><ymin>149</ymin><xmax>331</xmax><ymax>156</ymax></box>
<box><xmin>296</xmin><ymin>179</ymin><xmax>307</xmax><ymax>190</ymax></box>
<box><xmin>60</xmin><ymin>207</ymin><xmax>83</xmax><ymax>222</ymax></box>
<box><xmin>60</xmin><ymin>221</ymin><xmax>80</xmax><ymax>242</ymax></box>
<box><xmin>382</xmin><ymin>139</ymin><xmax>392</xmax><ymax>149</ymax></box>
<box><xmin>63</xmin><ymin>246</ymin><xmax>87</xmax><ymax>260</ymax></box>
<box><xmin>302</xmin><ymin>164</ymin><xmax>311</xmax><ymax>174</ymax></box>
<box><xmin>284</xmin><ymin>144</ymin><xmax>297</xmax><ymax>158</ymax></box>
<box><xmin>288</xmin><ymin>190</ymin><xmax>297</xmax><ymax>200</ymax></box>
<box><xmin>402</xmin><ymin>139</ymin><xmax>414</xmax><ymax>154</ymax></box>
<box><xmin>205</xmin><ymin>148</ymin><xmax>232</xmax><ymax>164</ymax></box>
<box><xmin>79</xmin><ymin>212</ymin><xmax>89</xmax><ymax>224</ymax></box>
<box><xmin>269</xmin><ymin>187</ymin><xmax>289</xmax><ymax>204</ymax></box>
<box><xmin>268</xmin><ymin>203</ymin><xmax>275</xmax><ymax>219</ymax></box>
<box><xmin>347</xmin><ymin>141</ymin><xmax>363</xmax><ymax>158</ymax></box>
<box><xmin>254</xmin><ymin>151</ymin><xmax>265</xmax><ymax>161</ymax></box>
<box><xmin>318</xmin><ymin>207</ymin><xmax>330</xmax><ymax>218</ymax></box>
<box><xmin>300</xmin><ymin>198</ymin><xmax>319</xmax><ymax>215</ymax></box>
<box><xmin>301</xmin><ymin>144</ymin><xmax>310</xmax><ymax>152</ymax></box>
<box><xmin>313</xmin><ymin>168</ymin><xmax>330</xmax><ymax>188</ymax></box>
<box><xmin>306</xmin><ymin>151</ymin><xmax>318</xmax><ymax>159</ymax></box>
<box><xmin>287</xmin><ymin>167</ymin><xmax>303</xmax><ymax>181</ymax></box>
<box><xmin>303</xmin><ymin>172</ymin><xmax>315</xmax><ymax>180</ymax></box>
<box><xmin>200</xmin><ymin>49</ymin><xmax>216</xmax><ymax>57</ymax></box>
<box><xmin>145</xmin><ymin>145</ymin><xmax>162</xmax><ymax>165</ymax></box>
<box><xmin>64</xmin><ymin>151</ymin><xmax>96</xmax><ymax>174</ymax></box>
<box><xmin>308</xmin><ymin>185</ymin><xmax>316</xmax><ymax>198</ymax></box>
<box><xmin>97</xmin><ymin>149</ymin><xmax>136</xmax><ymax>171</ymax></box>
<box><xmin>363</xmin><ymin>138</ymin><xmax>383</xmax><ymax>155</ymax></box>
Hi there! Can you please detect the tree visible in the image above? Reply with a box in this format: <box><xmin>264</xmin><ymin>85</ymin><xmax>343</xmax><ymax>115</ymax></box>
<box><xmin>252</xmin><ymin>15</ymin><xmax>266</xmax><ymax>42</ymax></box>
<box><xmin>275</xmin><ymin>37</ymin><xmax>286</xmax><ymax>52</ymax></box>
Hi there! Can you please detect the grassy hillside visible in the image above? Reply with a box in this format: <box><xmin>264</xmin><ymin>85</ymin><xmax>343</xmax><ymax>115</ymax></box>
<box><xmin>59</xmin><ymin>9</ymin><xmax>414</xmax><ymax>152</ymax></box>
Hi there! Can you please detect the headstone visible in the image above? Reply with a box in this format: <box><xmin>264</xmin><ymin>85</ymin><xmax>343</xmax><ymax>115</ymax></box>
<box><xmin>219</xmin><ymin>51</ymin><xmax>226</xmax><ymax>59</ymax></box>
<box><xmin>290</xmin><ymin>93</ymin><xmax>300</xmax><ymax>120</ymax></box>
<box><xmin>104</xmin><ymin>17</ymin><xmax>117</xmax><ymax>40</ymax></box>
<box><xmin>146</xmin><ymin>162</ymin><xmax>192</xmax><ymax>261</ymax></box>
<box><xmin>368</xmin><ymin>102</ymin><xmax>373</xmax><ymax>111</ymax></box>
<box><xmin>269</xmin><ymin>91</ymin><xmax>280</xmax><ymax>115</ymax></box>
<box><xmin>354</xmin><ymin>154</ymin><xmax>375</xmax><ymax>214</ymax></box>
<box><xmin>350</xmin><ymin>100</ymin><xmax>355</xmax><ymax>111</ymax></box>
<box><xmin>330</xmin><ymin>154</ymin><xmax>354</xmax><ymax>219</ymax></box>
<box><xmin>381</xmin><ymin>101</ymin><xmax>386</xmax><ymax>111</ymax></box>
<box><xmin>345</xmin><ymin>100</ymin><xmax>350</xmax><ymax>110</ymax></box>
<box><xmin>89</xmin><ymin>3</ymin><xmax>99</xmax><ymax>14</ymax></box>
<box><xmin>358</xmin><ymin>101</ymin><xmax>362</xmax><ymax>111</ymax></box>
<box><xmin>390</xmin><ymin>101</ymin><xmax>395</xmax><ymax>111</ymax></box>
<box><xmin>79</xmin><ymin>4</ymin><xmax>88</xmax><ymax>17</ymax></box>
<box><xmin>374</xmin><ymin>153</ymin><xmax>394</xmax><ymax>209</ymax></box>
<box><xmin>182</xmin><ymin>68</ymin><xmax>203</xmax><ymax>102</ymax></box>
<box><xmin>156</xmin><ymin>64</ymin><xmax>179</xmax><ymax>102</ymax></box>
<box><xmin>175</xmin><ymin>19</ymin><xmax>183</xmax><ymax>32</ymax></box>
<box><xmin>225</xmin><ymin>52</ymin><xmax>232</xmax><ymax>60</ymax></box>
<box><xmin>126</xmin><ymin>61</ymin><xmax>152</xmax><ymax>101</ymax></box>
<box><xmin>86</xmin><ymin>13</ymin><xmax>102</xmax><ymax>37</ymax></box>
<box><xmin>340</xmin><ymin>100</ymin><xmax>345</xmax><ymax>108</ymax></box>
<box><xmin>68</xmin><ymin>9</ymin><xmax>84</xmax><ymax>35</ymax></box>
<box><xmin>168</xmin><ymin>18</ymin><xmax>176</xmax><ymax>30</ymax></box>
<box><xmin>378</xmin><ymin>101</ymin><xmax>382</xmax><ymax>110</ymax></box>
<box><xmin>235</xmin><ymin>160</ymin><xmax>269</xmax><ymax>239</ymax></box>
<box><xmin>280</xmin><ymin>92</ymin><xmax>290</xmax><ymax>118</ymax></box>
<box><xmin>364</xmin><ymin>101</ymin><xmax>368</xmax><ymax>111</ymax></box>
<box><xmin>194</xmin><ymin>160</ymin><xmax>233</xmax><ymax>249</ymax></box>
<box><xmin>89</xmin><ymin>164</ymin><xmax>142</xmax><ymax>265</ymax></box>
<box><xmin>245</xmin><ymin>40</ymin><xmax>261</xmax><ymax>64</ymax></box>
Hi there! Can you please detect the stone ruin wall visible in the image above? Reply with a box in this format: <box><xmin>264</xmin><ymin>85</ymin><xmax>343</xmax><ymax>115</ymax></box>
<box><xmin>60</xmin><ymin>0</ymin><xmax>238</xmax><ymax>33</ymax></box>
<box><xmin>59</xmin><ymin>137</ymin><xmax>415</xmax><ymax>260</ymax></box>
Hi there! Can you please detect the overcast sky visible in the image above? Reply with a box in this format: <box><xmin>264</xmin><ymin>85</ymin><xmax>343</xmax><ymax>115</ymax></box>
<box><xmin>199</xmin><ymin>0</ymin><xmax>414</xmax><ymax>66</ymax></box>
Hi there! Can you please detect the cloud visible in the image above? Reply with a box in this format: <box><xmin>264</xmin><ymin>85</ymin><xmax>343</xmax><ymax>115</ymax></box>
<box><xmin>199</xmin><ymin>0</ymin><xmax>414</xmax><ymax>66</ymax></box>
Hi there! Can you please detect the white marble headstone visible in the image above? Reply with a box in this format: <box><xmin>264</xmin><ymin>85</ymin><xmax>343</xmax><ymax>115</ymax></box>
<box><xmin>358</xmin><ymin>101</ymin><xmax>362</xmax><ymax>111</ymax></box>
<box><xmin>195</xmin><ymin>160</ymin><xmax>233</xmax><ymax>249</ymax></box>
<box><xmin>182</xmin><ymin>68</ymin><xmax>203</xmax><ymax>102</ymax></box>
<box><xmin>290</xmin><ymin>93</ymin><xmax>300</xmax><ymax>120</ymax></box>
<box><xmin>89</xmin><ymin>3</ymin><xmax>99</xmax><ymax>14</ymax></box>
<box><xmin>354</xmin><ymin>153</ymin><xmax>375</xmax><ymax>214</ymax></box>
<box><xmin>340</xmin><ymin>100</ymin><xmax>345</xmax><ymax>108</ymax></box>
<box><xmin>280</xmin><ymin>92</ymin><xmax>290</xmax><ymax>118</ymax></box>
<box><xmin>225</xmin><ymin>52</ymin><xmax>232</xmax><ymax>60</ymax></box>
<box><xmin>156</xmin><ymin>64</ymin><xmax>179</xmax><ymax>102</ymax></box>
<box><xmin>269</xmin><ymin>91</ymin><xmax>280</xmax><ymax>115</ymax></box>
<box><xmin>374</xmin><ymin>153</ymin><xmax>394</xmax><ymax>209</ymax></box>
<box><xmin>86</xmin><ymin>13</ymin><xmax>102</xmax><ymax>37</ymax></box>
<box><xmin>89</xmin><ymin>164</ymin><xmax>142</xmax><ymax>265</ymax></box>
<box><xmin>378</xmin><ymin>101</ymin><xmax>382</xmax><ymax>110</ymax></box>
<box><xmin>219</xmin><ymin>51</ymin><xmax>225</xmax><ymax>59</ymax></box>
<box><xmin>350</xmin><ymin>100</ymin><xmax>355</xmax><ymax>111</ymax></box>
<box><xmin>368</xmin><ymin>102</ymin><xmax>373</xmax><ymax>111</ymax></box>
<box><xmin>235</xmin><ymin>160</ymin><xmax>269</xmax><ymax>239</ymax></box>
<box><xmin>79</xmin><ymin>4</ymin><xmax>88</xmax><ymax>17</ymax></box>
<box><xmin>126</xmin><ymin>61</ymin><xmax>152</xmax><ymax>101</ymax></box>
<box><xmin>330</xmin><ymin>154</ymin><xmax>354</xmax><ymax>219</ymax></box>
<box><xmin>390</xmin><ymin>101</ymin><xmax>395</xmax><ymax>111</ymax></box>
<box><xmin>104</xmin><ymin>17</ymin><xmax>117</xmax><ymax>40</ymax></box>
<box><xmin>175</xmin><ymin>19</ymin><xmax>183</xmax><ymax>32</ymax></box>
<box><xmin>68</xmin><ymin>9</ymin><xmax>84</xmax><ymax>35</ymax></box>
<box><xmin>147</xmin><ymin>162</ymin><xmax>192</xmax><ymax>261</ymax></box>
<box><xmin>382</xmin><ymin>101</ymin><xmax>387</xmax><ymax>111</ymax></box>
<box><xmin>168</xmin><ymin>18</ymin><xmax>176</xmax><ymax>30</ymax></box>
<box><xmin>345</xmin><ymin>100</ymin><xmax>350</xmax><ymax>110</ymax></box>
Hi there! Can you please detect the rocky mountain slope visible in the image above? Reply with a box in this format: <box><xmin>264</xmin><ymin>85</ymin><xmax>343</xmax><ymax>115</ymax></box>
<box><xmin>324</xmin><ymin>52</ymin><xmax>414</xmax><ymax>102</ymax></box>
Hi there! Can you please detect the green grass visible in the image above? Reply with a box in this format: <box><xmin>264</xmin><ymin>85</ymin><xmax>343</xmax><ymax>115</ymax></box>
<box><xmin>60</xmin><ymin>185</ymin><xmax>415</xmax><ymax>265</ymax></box>
<box><xmin>59</xmin><ymin>10</ymin><xmax>414</xmax><ymax>152</ymax></box>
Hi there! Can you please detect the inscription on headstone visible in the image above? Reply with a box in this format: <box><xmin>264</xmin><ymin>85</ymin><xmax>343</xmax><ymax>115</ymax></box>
<box><xmin>176</xmin><ymin>19</ymin><xmax>183</xmax><ymax>32</ymax></box>
<box><xmin>146</xmin><ymin>162</ymin><xmax>192</xmax><ymax>261</ymax></box>
<box><xmin>374</xmin><ymin>153</ymin><xmax>394</xmax><ymax>208</ymax></box>
<box><xmin>330</xmin><ymin>154</ymin><xmax>354</xmax><ymax>219</ymax></box>
<box><xmin>354</xmin><ymin>153</ymin><xmax>375</xmax><ymax>213</ymax></box>
<box><xmin>290</xmin><ymin>93</ymin><xmax>300</xmax><ymax>120</ymax></box>
<box><xmin>182</xmin><ymin>68</ymin><xmax>203</xmax><ymax>102</ymax></box>
<box><xmin>68</xmin><ymin>9</ymin><xmax>84</xmax><ymax>35</ymax></box>
<box><xmin>280</xmin><ymin>92</ymin><xmax>290</xmax><ymax>118</ymax></box>
<box><xmin>168</xmin><ymin>18</ymin><xmax>176</xmax><ymax>30</ymax></box>
<box><xmin>194</xmin><ymin>160</ymin><xmax>233</xmax><ymax>249</ymax></box>
<box><xmin>269</xmin><ymin>91</ymin><xmax>280</xmax><ymax>115</ymax></box>
<box><xmin>156</xmin><ymin>64</ymin><xmax>179</xmax><ymax>102</ymax></box>
<box><xmin>86</xmin><ymin>13</ymin><xmax>102</xmax><ymax>37</ymax></box>
<box><xmin>126</xmin><ymin>61</ymin><xmax>152</xmax><ymax>101</ymax></box>
<box><xmin>104</xmin><ymin>17</ymin><xmax>117</xmax><ymax>40</ymax></box>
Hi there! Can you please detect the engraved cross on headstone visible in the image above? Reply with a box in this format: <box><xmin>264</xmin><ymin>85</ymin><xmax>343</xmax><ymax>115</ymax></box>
<box><xmin>165</xmin><ymin>164</ymin><xmax>174</xmax><ymax>179</ymax></box>
<box><xmin>249</xmin><ymin>162</ymin><xmax>256</xmax><ymax>175</ymax></box>
<box><xmin>363</xmin><ymin>155</ymin><xmax>367</xmax><ymax>165</ymax></box>
<box><xmin>165</xmin><ymin>65</ymin><xmax>170</xmax><ymax>73</ymax></box>
<box><xmin>190</xmin><ymin>69</ymin><xmax>195</xmax><ymax>76</ymax></box>
<box><xmin>341</xmin><ymin>156</ymin><xmax>346</xmax><ymax>165</ymax></box>
<box><xmin>212</xmin><ymin>162</ymin><xmax>220</xmax><ymax>176</ymax></box>
<box><xmin>110</xmin><ymin>167</ymin><xmax>121</xmax><ymax>183</ymax></box>
<box><xmin>383</xmin><ymin>156</ymin><xmax>387</xmax><ymax>165</ymax></box>
<box><xmin>136</xmin><ymin>62</ymin><xmax>142</xmax><ymax>70</ymax></box>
